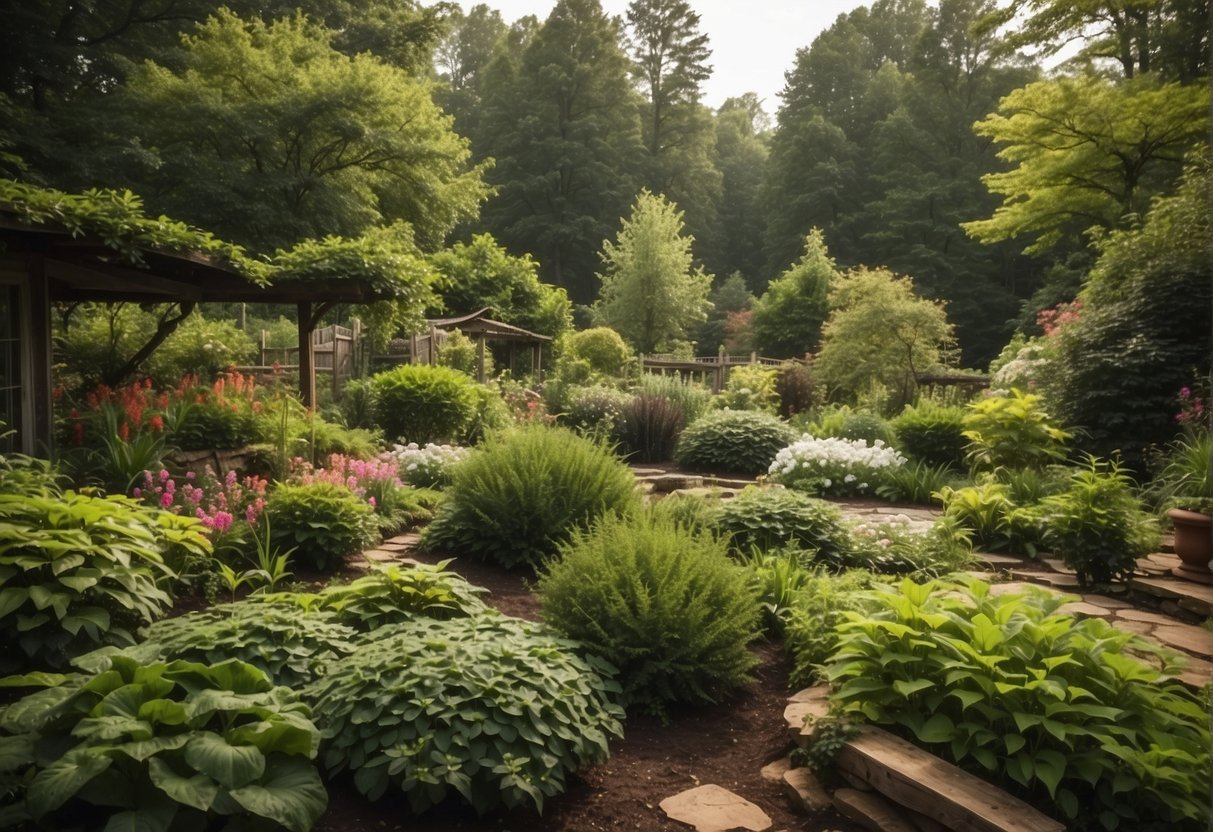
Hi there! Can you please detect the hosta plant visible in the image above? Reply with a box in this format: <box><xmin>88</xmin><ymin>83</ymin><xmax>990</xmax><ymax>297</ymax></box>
<box><xmin>827</xmin><ymin>578</ymin><xmax>1210</xmax><ymax>831</ymax></box>
<box><xmin>538</xmin><ymin>512</ymin><xmax>761</xmax><ymax>716</ymax></box>
<box><xmin>675</xmin><ymin>409</ymin><xmax>797</xmax><ymax>475</ymax></box>
<box><xmin>0</xmin><ymin>489</ymin><xmax>209</xmax><ymax>672</ymax></box>
<box><xmin>303</xmin><ymin>614</ymin><xmax>623</xmax><ymax>814</ymax></box>
<box><xmin>768</xmin><ymin>435</ymin><xmax>906</xmax><ymax>498</ymax></box>
<box><xmin>0</xmin><ymin>656</ymin><xmax>327</xmax><ymax>832</ymax></box>
<box><xmin>419</xmin><ymin>425</ymin><xmax>639</xmax><ymax>569</ymax></box>
<box><xmin>83</xmin><ymin>602</ymin><xmax>360</xmax><ymax>688</ymax></box>
<box><xmin>266</xmin><ymin>560</ymin><xmax>488</xmax><ymax>631</ymax></box>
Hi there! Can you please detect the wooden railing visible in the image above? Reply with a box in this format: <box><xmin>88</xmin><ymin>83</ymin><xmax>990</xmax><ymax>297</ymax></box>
<box><xmin>640</xmin><ymin>352</ymin><xmax>793</xmax><ymax>392</ymax></box>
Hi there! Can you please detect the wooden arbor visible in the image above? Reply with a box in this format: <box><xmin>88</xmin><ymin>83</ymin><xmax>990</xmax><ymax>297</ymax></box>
<box><xmin>425</xmin><ymin>308</ymin><xmax>552</xmax><ymax>383</ymax></box>
<box><xmin>0</xmin><ymin>218</ymin><xmax>395</xmax><ymax>454</ymax></box>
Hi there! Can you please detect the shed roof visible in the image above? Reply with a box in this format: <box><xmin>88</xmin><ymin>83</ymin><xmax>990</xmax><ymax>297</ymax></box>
<box><xmin>430</xmin><ymin>307</ymin><xmax>553</xmax><ymax>343</ymax></box>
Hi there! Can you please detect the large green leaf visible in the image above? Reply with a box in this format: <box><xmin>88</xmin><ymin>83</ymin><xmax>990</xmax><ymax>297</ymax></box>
<box><xmin>229</xmin><ymin>757</ymin><xmax>328</xmax><ymax>832</ymax></box>
<box><xmin>147</xmin><ymin>756</ymin><xmax>219</xmax><ymax>812</ymax></box>
<box><xmin>26</xmin><ymin>748</ymin><xmax>113</xmax><ymax>817</ymax></box>
<box><xmin>184</xmin><ymin>732</ymin><xmax>265</xmax><ymax>789</ymax></box>
<box><xmin>101</xmin><ymin>804</ymin><xmax>176</xmax><ymax>832</ymax></box>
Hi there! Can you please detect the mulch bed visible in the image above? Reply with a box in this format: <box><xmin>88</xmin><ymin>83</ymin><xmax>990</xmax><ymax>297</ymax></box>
<box><xmin>308</xmin><ymin>547</ymin><xmax>862</xmax><ymax>832</ymax></box>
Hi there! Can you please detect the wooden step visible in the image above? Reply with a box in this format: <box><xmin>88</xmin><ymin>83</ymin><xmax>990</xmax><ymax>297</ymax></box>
<box><xmin>835</xmin><ymin>726</ymin><xmax>1064</xmax><ymax>832</ymax></box>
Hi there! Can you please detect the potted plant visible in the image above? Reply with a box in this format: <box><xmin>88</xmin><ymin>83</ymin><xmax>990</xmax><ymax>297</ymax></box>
<box><xmin>1154</xmin><ymin>431</ymin><xmax>1211</xmax><ymax>583</ymax></box>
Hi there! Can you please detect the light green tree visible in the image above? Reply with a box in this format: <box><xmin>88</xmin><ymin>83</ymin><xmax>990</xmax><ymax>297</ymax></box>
<box><xmin>112</xmin><ymin>10</ymin><xmax>488</xmax><ymax>252</ymax></box>
<box><xmin>964</xmin><ymin>75</ymin><xmax>1208</xmax><ymax>254</ymax></box>
<box><xmin>595</xmin><ymin>191</ymin><xmax>712</xmax><ymax>353</ymax></box>
<box><xmin>815</xmin><ymin>267</ymin><xmax>955</xmax><ymax>407</ymax></box>
<box><xmin>748</xmin><ymin>230</ymin><xmax>839</xmax><ymax>359</ymax></box>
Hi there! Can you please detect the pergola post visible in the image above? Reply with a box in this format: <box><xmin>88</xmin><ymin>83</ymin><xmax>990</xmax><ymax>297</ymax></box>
<box><xmin>476</xmin><ymin>335</ymin><xmax>487</xmax><ymax>383</ymax></box>
<box><xmin>27</xmin><ymin>256</ymin><xmax>53</xmax><ymax>455</ymax></box>
<box><xmin>297</xmin><ymin>301</ymin><xmax>316</xmax><ymax>409</ymax></box>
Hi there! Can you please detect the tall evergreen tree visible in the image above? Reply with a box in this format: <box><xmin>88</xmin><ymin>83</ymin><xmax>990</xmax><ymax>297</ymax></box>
<box><xmin>477</xmin><ymin>0</ymin><xmax>643</xmax><ymax>303</ymax></box>
<box><xmin>708</xmin><ymin>95</ymin><xmax>770</xmax><ymax>287</ymax></box>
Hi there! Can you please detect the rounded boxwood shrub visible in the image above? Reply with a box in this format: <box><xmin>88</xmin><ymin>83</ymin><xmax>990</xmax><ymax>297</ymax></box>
<box><xmin>714</xmin><ymin>486</ymin><xmax>852</xmax><ymax>565</ymax></box>
<box><xmin>891</xmin><ymin>402</ymin><xmax>968</xmax><ymax>469</ymax></box>
<box><xmin>266</xmin><ymin>482</ymin><xmax>378</xmax><ymax>571</ymax></box>
<box><xmin>0</xmin><ymin>655</ymin><xmax>327</xmax><ymax>832</ymax></box>
<box><xmin>419</xmin><ymin>425</ymin><xmax>639</xmax><ymax>569</ymax></box>
<box><xmin>303</xmin><ymin>614</ymin><xmax>623</xmax><ymax>814</ymax></box>
<box><xmin>675</xmin><ymin>409</ymin><xmax>797</xmax><ymax>475</ymax></box>
<box><xmin>538</xmin><ymin>512</ymin><xmax>761</xmax><ymax>717</ymax></box>
<box><xmin>370</xmin><ymin>363</ymin><xmax>477</xmax><ymax>444</ymax></box>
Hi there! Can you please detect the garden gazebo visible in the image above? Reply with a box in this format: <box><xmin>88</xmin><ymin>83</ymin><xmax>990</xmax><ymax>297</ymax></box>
<box><xmin>0</xmin><ymin>217</ymin><xmax>396</xmax><ymax>455</ymax></box>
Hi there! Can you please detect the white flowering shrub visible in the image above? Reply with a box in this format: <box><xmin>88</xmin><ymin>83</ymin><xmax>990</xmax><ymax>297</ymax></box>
<box><xmin>768</xmin><ymin>435</ymin><xmax>906</xmax><ymax>497</ymax></box>
<box><xmin>389</xmin><ymin>442</ymin><xmax>469</xmax><ymax>488</ymax></box>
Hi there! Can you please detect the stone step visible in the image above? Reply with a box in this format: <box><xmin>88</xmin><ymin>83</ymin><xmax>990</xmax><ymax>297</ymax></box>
<box><xmin>835</xmin><ymin>726</ymin><xmax>1065</xmax><ymax>832</ymax></box>
<box><xmin>783</xmin><ymin>685</ymin><xmax>830</xmax><ymax>748</ymax></box>
<box><xmin>782</xmin><ymin>767</ymin><xmax>831</xmax><ymax>813</ymax></box>
<box><xmin>833</xmin><ymin>788</ymin><xmax>919</xmax><ymax>832</ymax></box>
<box><xmin>659</xmin><ymin>784</ymin><xmax>772</xmax><ymax>832</ymax></box>
<box><xmin>1129</xmin><ymin>576</ymin><xmax>1213</xmax><ymax>618</ymax></box>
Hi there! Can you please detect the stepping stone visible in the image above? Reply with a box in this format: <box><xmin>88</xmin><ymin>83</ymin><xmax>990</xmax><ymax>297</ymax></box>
<box><xmin>1057</xmin><ymin>601</ymin><xmax>1114</xmax><ymax>619</ymax></box>
<box><xmin>1173</xmin><ymin>654</ymin><xmax>1213</xmax><ymax>688</ymax></box>
<box><xmin>363</xmin><ymin>549</ymin><xmax>404</xmax><ymax>562</ymax></box>
<box><xmin>760</xmin><ymin>756</ymin><xmax>792</xmax><ymax>784</ymax></box>
<box><xmin>1083</xmin><ymin>593</ymin><xmax>1134</xmax><ymax>610</ymax></box>
<box><xmin>1129</xmin><ymin>577</ymin><xmax>1213</xmax><ymax>614</ymax></box>
<box><xmin>784</xmin><ymin>700</ymin><xmax>829</xmax><ymax>748</ymax></box>
<box><xmin>833</xmin><ymin>789</ymin><xmax>919</xmax><ymax>832</ymax></box>
<box><xmin>1112</xmin><ymin>619</ymin><xmax>1153</xmax><ymax>635</ymax></box>
<box><xmin>659</xmin><ymin>784</ymin><xmax>772</xmax><ymax>832</ymax></box>
<box><xmin>783</xmin><ymin>767</ymin><xmax>832</xmax><ymax>813</ymax></box>
<box><xmin>646</xmin><ymin>474</ymin><xmax>705</xmax><ymax>493</ymax></box>
<box><xmin>376</xmin><ymin>541</ymin><xmax>411</xmax><ymax>551</ymax></box>
<box><xmin>1040</xmin><ymin>558</ymin><xmax>1076</xmax><ymax>576</ymax></box>
<box><xmin>1147</xmin><ymin>553</ymin><xmax>1183</xmax><ymax>568</ymax></box>
<box><xmin>1009</xmin><ymin>570</ymin><xmax>1081</xmax><ymax>589</ymax></box>
<box><xmin>1151</xmin><ymin>623</ymin><xmax>1213</xmax><ymax>657</ymax></box>
<box><xmin>1115</xmin><ymin>608</ymin><xmax>1182</xmax><ymax>627</ymax></box>
<box><xmin>788</xmin><ymin>684</ymin><xmax>831</xmax><ymax>705</ymax></box>
<box><xmin>385</xmin><ymin>532</ymin><xmax>422</xmax><ymax>546</ymax></box>
<box><xmin>975</xmin><ymin>552</ymin><xmax>1024</xmax><ymax>568</ymax></box>
<box><xmin>835</xmin><ymin>726</ymin><xmax>1065</xmax><ymax>832</ymax></box>
<box><xmin>987</xmin><ymin>581</ymin><xmax>1058</xmax><ymax>597</ymax></box>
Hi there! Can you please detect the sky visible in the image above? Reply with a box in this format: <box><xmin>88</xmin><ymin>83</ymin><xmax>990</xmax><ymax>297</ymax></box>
<box><xmin>462</xmin><ymin>0</ymin><xmax>875</xmax><ymax>114</ymax></box>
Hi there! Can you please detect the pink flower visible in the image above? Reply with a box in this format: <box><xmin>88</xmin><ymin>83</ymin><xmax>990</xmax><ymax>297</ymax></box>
<box><xmin>368</xmin><ymin>496</ymin><xmax>377</xmax><ymax>509</ymax></box>
<box><xmin>133</xmin><ymin>488</ymin><xmax>142</xmax><ymax>498</ymax></box>
<box><xmin>160</xmin><ymin>493</ymin><xmax>174</xmax><ymax>509</ymax></box>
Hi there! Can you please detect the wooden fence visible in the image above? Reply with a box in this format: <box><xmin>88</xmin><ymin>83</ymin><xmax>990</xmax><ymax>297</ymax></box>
<box><xmin>640</xmin><ymin>352</ymin><xmax>790</xmax><ymax>393</ymax></box>
<box><xmin>235</xmin><ymin>323</ymin><xmax>359</xmax><ymax>398</ymax></box>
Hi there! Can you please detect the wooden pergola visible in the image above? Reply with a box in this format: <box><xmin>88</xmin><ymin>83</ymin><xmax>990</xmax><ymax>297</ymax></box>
<box><xmin>0</xmin><ymin>218</ymin><xmax>395</xmax><ymax>454</ymax></box>
<box><xmin>424</xmin><ymin>307</ymin><xmax>553</xmax><ymax>383</ymax></box>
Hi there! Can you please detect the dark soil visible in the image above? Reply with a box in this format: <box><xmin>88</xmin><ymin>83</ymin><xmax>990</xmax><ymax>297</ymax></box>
<box><xmin>311</xmin><ymin>546</ymin><xmax>863</xmax><ymax>832</ymax></box>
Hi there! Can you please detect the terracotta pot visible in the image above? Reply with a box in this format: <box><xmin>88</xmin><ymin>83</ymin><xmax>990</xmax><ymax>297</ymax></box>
<box><xmin>1168</xmin><ymin>507</ymin><xmax>1213</xmax><ymax>584</ymax></box>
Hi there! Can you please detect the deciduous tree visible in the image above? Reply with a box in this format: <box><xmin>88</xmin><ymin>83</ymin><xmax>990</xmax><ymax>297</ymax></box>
<box><xmin>748</xmin><ymin>230</ymin><xmax>838</xmax><ymax>359</ymax></box>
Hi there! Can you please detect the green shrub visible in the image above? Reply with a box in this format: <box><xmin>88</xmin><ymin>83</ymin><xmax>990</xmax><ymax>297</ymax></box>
<box><xmin>460</xmin><ymin>383</ymin><xmax>512</xmax><ymax>444</ymax></box>
<box><xmin>784</xmin><ymin>570</ymin><xmax>874</xmax><ymax>686</ymax></box>
<box><xmin>419</xmin><ymin>425</ymin><xmax>640</xmax><ymax>569</ymax></box>
<box><xmin>173</xmin><ymin>401</ymin><xmax>257</xmax><ymax>451</ymax></box>
<box><xmin>647</xmin><ymin>492</ymin><xmax>720</xmax><ymax>536</ymax></box>
<box><xmin>675</xmin><ymin>410</ymin><xmax>797</xmax><ymax>475</ymax></box>
<box><xmin>539</xmin><ymin>512</ymin><xmax>761</xmax><ymax>716</ymax></box>
<box><xmin>619</xmin><ymin>392</ymin><xmax>686</xmax><ymax>463</ymax></box>
<box><xmin>270</xmin><ymin>561</ymin><xmax>488</xmax><ymax>631</ymax></box>
<box><xmin>561</xmin><ymin>327</ymin><xmax>632</xmax><ymax>376</ymax></box>
<box><xmin>0</xmin><ymin>488</ymin><xmax>209</xmax><ymax>672</ymax></box>
<box><xmin>265</xmin><ymin>482</ymin><xmax>378</xmax><ymax>572</ymax></box>
<box><xmin>337</xmin><ymin>377</ymin><xmax>376</xmax><ymax>430</ymax></box>
<box><xmin>561</xmin><ymin>384</ymin><xmax>631</xmax><ymax>440</ymax></box>
<box><xmin>1037</xmin><ymin>458</ymin><xmax>1159</xmax><ymax>586</ymax></box>
<box><xmin>0</xmin><ymin>656</ymin><xmax>327</xmax><ymax>832</ymax></box>
<box><xmin>845</xmin><ymin>515</ymin><xmax>975</xmax><ymax>577</ymax></box>
<box><xmin>963</xmin><ymin>389</ymin><xmax>1069</xmax><ymax>470</ymax></box>
<box><xmin>370</xmin><ymin>364</ymin><xmax>478</xmax><ymax>445</ymax></box>
<box><xmin>936</xmin><ymin>479</ymin><xmax>1027</xmax><ymax>552</ymax></box>
<box><xmin>806</xmin><ymin>405</ymin><xmax>896</xmax><ymax>446</ymax></box>
<box><xmin>713</xmin><ymin>487</ymin><xmax>852</xmax><ymax>565</ymax></box>
<box><xmin>436</xmin><ymin>328</ymin><xmax>489</xmax><ymax>377</ymax></box>
<box><xmin>714</xmin><ymin>365</ymin><xmax>779</xmax><ymax>412</ymax></box>
<box><xmin>735</xmin><ymin>549</ymin><xmax>817</xmax><ymax>637</ymax></box>
<box><xmin>891</xmin><ymin>402</ymin><xmax>968</xmax><ymax>468</ymax></box>
<box><xmin>303</xmin><ymin>615</ymin><xmax>623</xmax><ymax>813</ymax></box>
<box><xmin>90</xmin><ymin>602</ymin><xmax>359</xmax><ymax>688</ymax></box>
<box><xmin>827</xmin><ymin>578</ymin><xmax>1210</xmax><ymax>830</ymax></box>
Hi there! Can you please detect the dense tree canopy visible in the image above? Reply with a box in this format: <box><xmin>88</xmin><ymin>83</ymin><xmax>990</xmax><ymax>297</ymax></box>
<box><xmin>748</xmin><ymin>230</ymin><xmax>838</xmax><ymax>359</ymax></box>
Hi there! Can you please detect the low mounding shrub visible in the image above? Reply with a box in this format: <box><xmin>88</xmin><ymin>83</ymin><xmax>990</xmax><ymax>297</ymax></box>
<box><xmin>891</xmin><ymin>402</ymin><xmax>968</xmax><ymax>469</ymax></box>
<box><xmin>675</xmin><ymin>409</ymin><xmax>797</xmax><ymax>475</ymax></box>
<box><xmin>937</xmin><ymin>478</ymin><xmax>1038</xmax><ymax>553</ymax></box>
<box><xmin>560</xmin><ymin>326</ymin><xmax>632</xmax><ymax>376</ymax></box>
<box><xmin>539</xmin><ymin>512</ymin><xmax>761</xmax><ymax>716</ymax></box>
<box><xmin>304</xmin><ymin>615</ymin><xmax>623</xmax><ymax>814</ymax></box>
<box><xmin>962</xmin><ymin>389</ymin><xmax>1069</xmax><ymax>470</ymax></box>
<box><xmin>1037</xmin><ymin>458</ymin><xmax>1159</xmax><ymax>586</ymax></box>
<box><xmin>804</xmin><ymin>405</ymin><xmax>896</xmax><ymax>446</ymax></box>
<box><xmin>0</xmin><ymin>484</ymin><xmax>209</xmax><ymax>672</ymax></box>
<box><xmin>0</xmin><ymin>656</ymin><xmax>327</xmax><ymax>832</ymax></box>
<box><xmin>420</xmin><ymin>425</ymin><xmax>640</xmax><ymax>569</ymax></box>
<box><xmin>619</xmin><ymin>392</ymin><xmax>686</xmax><ymax>463</ymax></box>
<box><xmin>92</xmin><ymin>602</ymin><xmax>360</xmax><ymax>688</ymax></box>
<box><xmin>769</xmin><ymin>435</ymin><xmax>906</xmax><ymax>498</ymax></box>
<box><xmin>562</xmin><ymin>384</ymin><xmax>631</xmax><ymax>440</ymax></box>
<box><xmin>634</xmin><ymin>374</ymin><xmax>711</xmax><ymax>424</ymax></box>
<box><xmin>827</xmin><ymin>578</ymin><xmax>1210</xmax><ymax>830</ymax></box>
<box><xmin>714</xmin><ymin>487</ymin><xmax>852</xmax><ymax>566</ymax></box>
<box><xmin>370</xmin><ymin>363</ymin><xmax>477</xmax><ymax>444</ymax></box>
<box><xmin>845</xmin><ymin>515</ymin><xmax>974</xmax><ymax>577</ymax></box>
<box><xmin>265</xmin><ymin>482</ymin><xmax>378</xmax><ymax>571</ymax></box>
<box><xmin>714</xmin><ymin>365</ymin><xmax>779</xmax><ymax>412</ymax></box>
<box><xmin>270</xmin><ymin>561</ymin><xmax>489</xmax><ymax>631</ymax></box>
